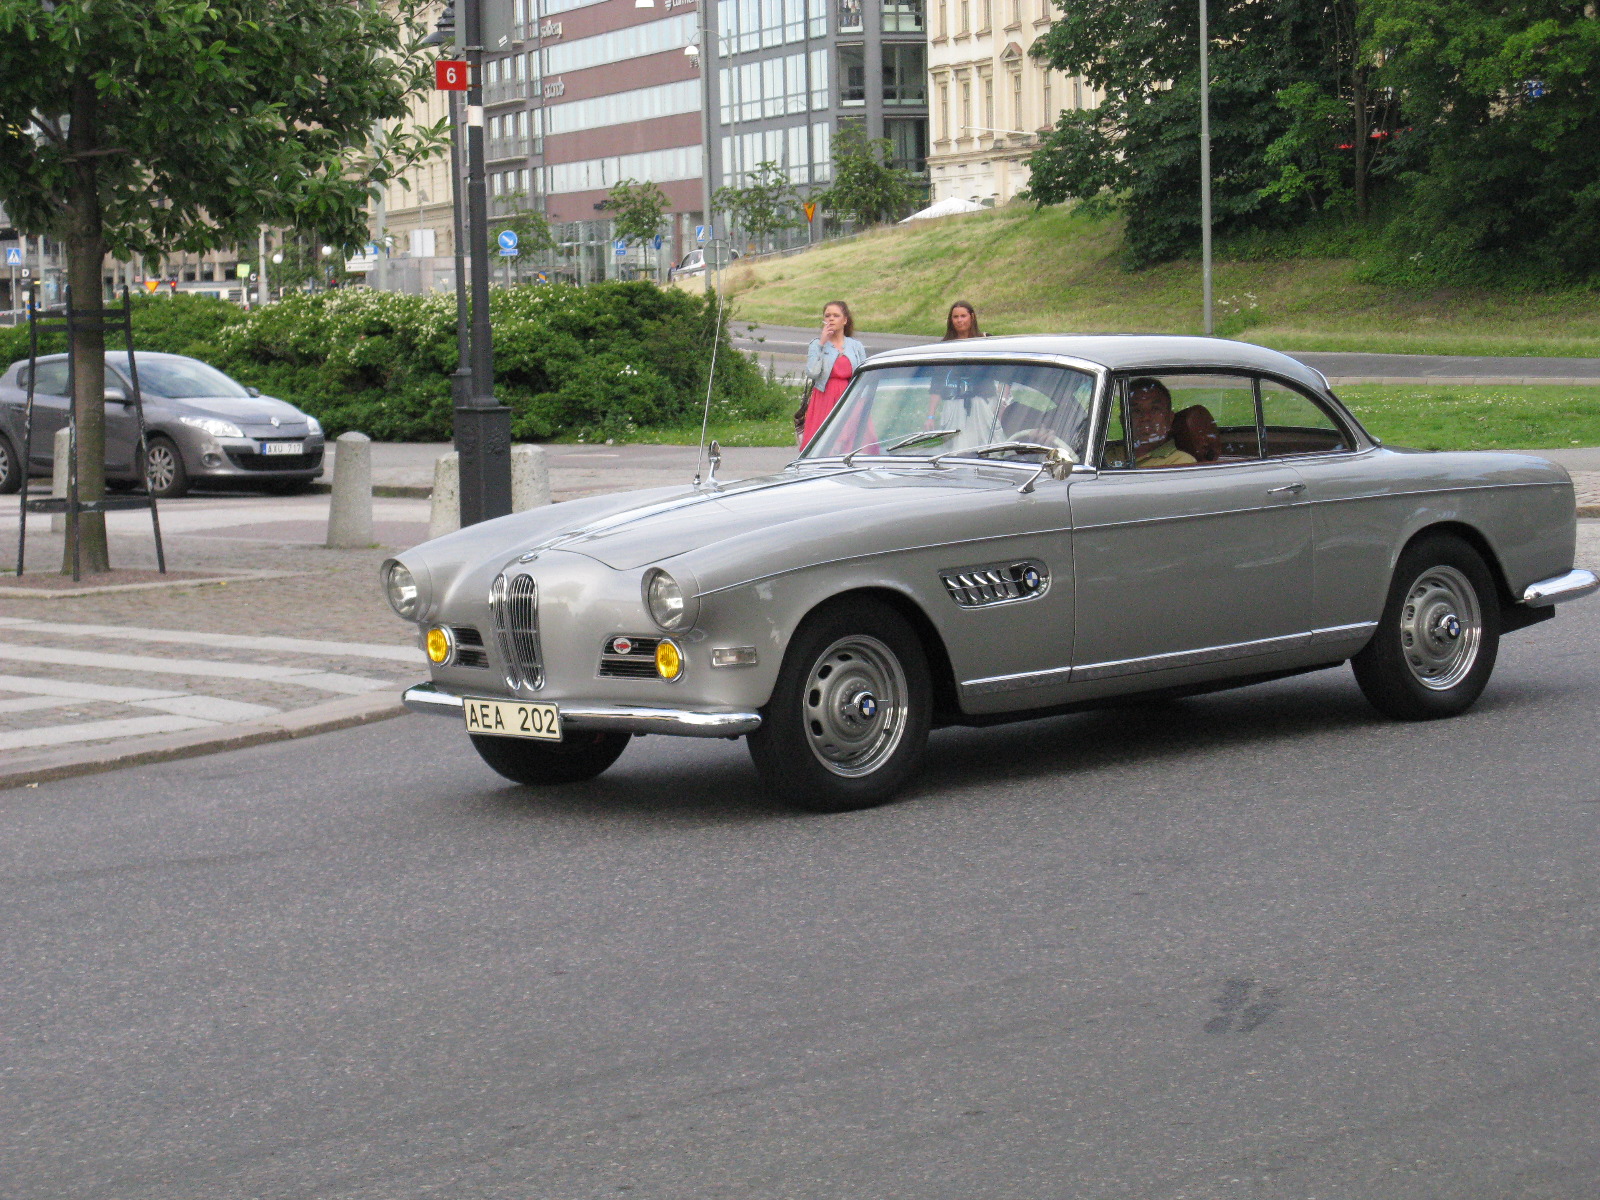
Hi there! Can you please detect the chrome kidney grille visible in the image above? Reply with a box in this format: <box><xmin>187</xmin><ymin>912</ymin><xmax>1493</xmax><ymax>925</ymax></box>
<box><xmin>940</xmin><ymin>560</ymin><xmax>1050</xmax><ymax>608</ymax></box>
<box><xmin>490</xmin><ymin>572</ymin><xmax>544</xmax><ymax>690</ymax></box>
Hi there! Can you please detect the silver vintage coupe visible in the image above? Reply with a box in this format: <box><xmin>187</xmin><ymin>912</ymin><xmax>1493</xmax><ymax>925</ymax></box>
<box><xmin>386</xmin><ymin>336</ymin><xmax>1596</xmax><ymax>811</ymax></box>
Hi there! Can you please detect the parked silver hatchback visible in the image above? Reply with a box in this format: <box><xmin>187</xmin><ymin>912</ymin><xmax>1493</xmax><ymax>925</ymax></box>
<box><xmin>0</xmin><ymin>351</ymin><xmax>325</xmax><ymax>497</ymax></box>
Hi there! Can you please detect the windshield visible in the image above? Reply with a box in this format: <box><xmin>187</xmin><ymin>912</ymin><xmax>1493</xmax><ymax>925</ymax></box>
<box><xmin>801</xmin><ymin>361</ymin><xmax>1096</xmax><ymax>464</ymax></box>
<box><xmin>115</xmin><ymin>356</ymin><xmax>251</xmax><ymax>400</ymax></box>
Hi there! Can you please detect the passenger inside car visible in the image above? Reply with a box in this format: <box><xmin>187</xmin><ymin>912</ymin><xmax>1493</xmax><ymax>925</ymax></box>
<box><xmin>1171</xmin><ymin>404</ymin><xmax>1222</xmax><ymax>462</ymax></box>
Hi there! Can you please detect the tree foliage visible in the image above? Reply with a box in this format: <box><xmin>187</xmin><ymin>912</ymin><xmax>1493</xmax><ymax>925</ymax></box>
<box><xmin>715</xmin><ymin>161</ymin><xmax>803</xmax><ymax>250</ymax></box>
<box><xmin>819</xmin><ymin>124</ymin><xmax>920</xmax><ymax>227</ymax></box>
<box><xmin>491</xmin><ymin>192</ymin><xmax>557</xmax><ymax>260</ymax></box>
<box><xmin>0</xmin><ymin>0</ymin><xmax>442</xmax><ymax>570</ymax></box>
<box><xmin>602</xmin><ymin>179</ymin><xmax>670</xmax><ymax>246</ymax></box>
<box><xmin>1365</xmin><ymin>0</ymin><xmax>1600</xmax><ymax>282</ymax></box>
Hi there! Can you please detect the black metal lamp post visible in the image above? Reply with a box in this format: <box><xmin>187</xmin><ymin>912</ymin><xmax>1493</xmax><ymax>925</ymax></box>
<box><xmin>426</xmin><ymin>0</ymin><xmax>512</xmax><ymax>525</ymax></box>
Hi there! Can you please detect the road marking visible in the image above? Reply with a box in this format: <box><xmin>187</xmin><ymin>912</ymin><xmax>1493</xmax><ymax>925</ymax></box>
<box><xmin>0</xmin><ymin>643</ymin><xmax>398</xmax><ymax>692</ymax></box>
<box><xmin>0</xmin><ymin>673</ymin><xmax>188</xmax><ymax>702</ymax></box>
<box><xmin>132</xmin><ymin>696</ymin><xmax>280</xmax><ymax>721</ymax></box>
<box><xmin>0</xmin><ymin>616</ymin><xmax>422</xmax><ymax>664</ymax></box>
<box><xmin>0</xmin><ymin>695</ymin><xmax>86</xmax><ymax>714</ymax></box>
<box><xmin>0</xmin><ymin>714</ymin><xmax>217</xmax><ymax>753</ymax></box>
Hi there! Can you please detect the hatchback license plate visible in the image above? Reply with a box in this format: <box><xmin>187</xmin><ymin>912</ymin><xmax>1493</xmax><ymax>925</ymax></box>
<box><xmin>463</xmin><ymin>697</ymin><xmax>562</xmax><ymax>741</ymax></box>
<box><xmin>261</xmin><ymin>441</ymin><xmax>304</xmax><ymax>455</ymax></box>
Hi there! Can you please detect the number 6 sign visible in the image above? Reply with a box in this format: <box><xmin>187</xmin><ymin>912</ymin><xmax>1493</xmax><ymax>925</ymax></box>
<box><xmin>435</xmin><ymin>60</ymin><xmax>469</xmax><ymax>90</ymax></box>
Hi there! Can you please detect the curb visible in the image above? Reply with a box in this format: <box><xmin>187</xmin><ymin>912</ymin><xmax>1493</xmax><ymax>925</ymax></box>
<box><xmin>310</xmin><ymin>483</ymin><xmax>432</xmax><ymax>499</ymax></box>
<box><xmin>0</xmin><ymin>688</ymin><xmax>409</xmax><ymax>793</ymax></box>
<box><xmin>1580</xmin><ymin>506</ymin><xmax>1600</xmax><ymax>519</ymax></box>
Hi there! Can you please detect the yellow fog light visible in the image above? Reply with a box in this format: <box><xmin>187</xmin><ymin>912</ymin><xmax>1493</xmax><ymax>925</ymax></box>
<box><xmin>655</xmin><ymin>638</ymin><xmax>683</xmax><ymax>680</ymax></box>
<box><xmin>425</xmin><ymin>626</ymin><xmax>454</xmax><ymax>665</ymax></box>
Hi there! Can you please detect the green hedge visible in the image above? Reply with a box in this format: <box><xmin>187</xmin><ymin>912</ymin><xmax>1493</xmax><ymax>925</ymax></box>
<box><xmin>2</xmin><ymin>284</ymin><xmax>782</xmax><ymax>441</ymax></box>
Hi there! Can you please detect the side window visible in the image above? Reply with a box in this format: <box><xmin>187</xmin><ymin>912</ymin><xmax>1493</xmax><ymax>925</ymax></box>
<box><xmin>1110</xmin><ymin>373</ymin><xmax>1259</xmax><ymax>469</ymax></box>
<box><xmin>1258</xmin><ymin>379</ymin><xmax>1350</xmax><ymax>457</ymax></box>
<box><xmin>1098</xmin><ymin>379</ymin><xmax>1130</xmax><ymax>469</ymax></box>
<box><xmin>32</xmin><ymin>361</ymin><xmax>69</xmax><ymax>396</ymax></box>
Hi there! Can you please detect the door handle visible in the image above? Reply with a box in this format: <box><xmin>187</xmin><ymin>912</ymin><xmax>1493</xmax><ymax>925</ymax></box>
<box><xmin>1267</xmin><ymin>482</ymin><xmax>1306</xmax><ymax>495</ymax></box>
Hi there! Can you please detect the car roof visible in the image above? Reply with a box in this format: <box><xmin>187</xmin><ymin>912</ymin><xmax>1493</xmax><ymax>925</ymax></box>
<box><xmin>867</xmin><ymin>334</ymin><xmax>1333</xmax><ymax>395</ymax></box>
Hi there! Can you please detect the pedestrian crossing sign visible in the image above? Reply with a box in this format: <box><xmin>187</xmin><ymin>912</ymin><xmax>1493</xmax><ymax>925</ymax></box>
<box><xmin>4</xmin><ymin>248</ymin><xmax>20</xmax><ymax>266</ymax></box>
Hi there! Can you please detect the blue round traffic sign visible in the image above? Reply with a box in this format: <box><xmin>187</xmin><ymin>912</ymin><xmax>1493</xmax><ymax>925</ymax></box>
<box><xmin>497</xmin><ymin>229</ymin><xmax>519</xmax><ymax>250</ymax></box>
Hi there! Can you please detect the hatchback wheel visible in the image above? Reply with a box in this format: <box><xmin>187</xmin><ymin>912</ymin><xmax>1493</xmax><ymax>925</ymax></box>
<box><xmin>0</xmin><ymin>433</ymin><xmax>20</xmax><ymax>495</ymax></box>
<box><xmin>748</xmin><ymin>598</ymin><xmax>932</xmax><ymax>812</ymax></box>
<box><xmin>1352</xmin><ymin>534</ymin><xmax>1500</xmax><ymax>719</ymax></box>
<box><xmin>143</xmin><ymin>436</ymin><xmax>190</xmax><ymax>498</ymax></box>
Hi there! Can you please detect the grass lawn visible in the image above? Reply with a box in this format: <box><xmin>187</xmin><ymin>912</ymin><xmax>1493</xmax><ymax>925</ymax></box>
<box><xmin>603</xmin><ymin>384</ymin><xmax>1600</xmax><ymax>451</ymax></box>
<box><xmin>718</xmin><ymin>205</ymin><xmax>1600</xmax><ymax>359</ymax></box>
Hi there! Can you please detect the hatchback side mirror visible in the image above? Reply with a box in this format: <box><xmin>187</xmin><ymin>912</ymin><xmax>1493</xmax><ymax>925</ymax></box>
<box><xmin>104</xmin><ymin>386</ymin><xmax>128</xmax><ymax>403</ymax></box>
<box><xmin>246</xmin><ymin>386</ymin><xmax>261</xmax><ymax>397</ymax></box>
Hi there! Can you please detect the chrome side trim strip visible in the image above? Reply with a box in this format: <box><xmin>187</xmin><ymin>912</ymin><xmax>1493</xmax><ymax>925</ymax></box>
<box><xmin>1073</xmin><ymin>632</ymin><xmax>1311</xmax><ymax>682</ymax></box>
<box><xmin>961</xmin><ymin>664</ymin><xmax>1074</xmax><ymax>696</ymax></box>
<box><xmin>401</xmin><ymin>683</ymin><xmax>761</xmax><ymax>738</ymax></box>
<box><xmin>1308</xmin><ymin>620</ymin><xmax>1378</xmax><ymax>645</ymax></box>
<box><xmin>1522</xmin><ymin>568</ymin><xmax>1599</xmax><ymax>608</ymax></box>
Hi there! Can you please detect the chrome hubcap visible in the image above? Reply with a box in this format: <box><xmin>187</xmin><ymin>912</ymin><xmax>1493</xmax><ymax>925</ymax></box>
<box><xmin>146</xmin><ymin>445</ymin><xmax>175</xmax><ymax>492</ymax></box>
<box><xmin>1400</xmin><ymin>565</ymin><xmax>1481</xmax><ymax>690</ymax></box>
<box><xmin>803</xmin><ymin>635</ymin><xmax>907</xmax><ymax>777</ymax></box>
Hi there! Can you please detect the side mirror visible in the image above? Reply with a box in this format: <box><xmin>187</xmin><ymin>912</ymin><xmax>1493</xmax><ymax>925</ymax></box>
<box><xmin>104</xmin><ymin>386</ymin><xmax>127</xmax><ymax>403</ymax></box>
<box><xmin>246</xmin><ymin>386</ymin><xmax>261</xmax><ymax>397</ymax></box>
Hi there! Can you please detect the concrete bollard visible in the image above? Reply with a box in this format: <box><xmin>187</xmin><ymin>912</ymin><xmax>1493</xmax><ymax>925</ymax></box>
<box><xmin>427</xmin><ymin>451</ymin><xmax>460</xmax><ymax>541</ymax></box>
<box><xmin>325</xmin><ymin>431</ymin><xmax>373</xmax><ymax>548</ymax></box>
<box><xmin>50</xmin><ymin>426</ymin><xmax>70</xmax><ymax>533</ymax></box>
<box><xmin>511</xmin><ymin>444</ymin><xmax>551</xmax><ymax>512</ymax></box>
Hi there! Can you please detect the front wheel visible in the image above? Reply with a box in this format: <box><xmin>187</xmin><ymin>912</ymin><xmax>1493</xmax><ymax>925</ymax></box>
<box><xmin>0</xmin><ymin>433</ymin><xmax>20</xmax><ymax>495</ymax></box>
<box><xmin>748</xmin><ymin>598</ymin><xmax>932</xmax><ymax>812</ymax></box>
<box><xmin>143</xmin><ymin>436</ymin><xmax>190</xmax><ymax>498</ymax></box>
<box><xmin>1351</xmin><ymin>534</ymin><xmax>1500</xmax><ymax>720</ymax></box>
<box><xmin>469</xmin><ymin>730</ymin><xmax>630</xmax><ymax>786</ymax></box>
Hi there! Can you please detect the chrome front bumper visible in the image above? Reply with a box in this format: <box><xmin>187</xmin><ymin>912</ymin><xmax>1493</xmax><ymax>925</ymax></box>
<box><xmin>402</xmin><ymin>682</ymin><xmax>762</xmax><ymax>738</ymax></box>
<box><xmin>1522</xmin><ymin>569</ymin><xmax>1600</xmax><ymax>607</ymax></box>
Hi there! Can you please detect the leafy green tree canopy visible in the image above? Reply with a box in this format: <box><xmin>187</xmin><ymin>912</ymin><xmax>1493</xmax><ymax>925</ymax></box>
<box><xmin>602</xmin><ymin>179</ymin><xmax>670</xmax><ymax>246</ymax></box>
<box><xmin>819</xmin><ymin>124</ymin><xmax>919</xmax><ymax>227</ymax></box>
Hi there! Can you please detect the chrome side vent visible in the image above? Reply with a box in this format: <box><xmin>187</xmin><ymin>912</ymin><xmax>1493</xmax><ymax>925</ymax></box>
<box><xmin>452</xmin><ymin>626</ymin><xmax>488</xmax><ymax>669</ymax></box>
<box><xmin>941</xmin><ymin>560</ymin><xmax>1050</xmax><ymax>608</ymax></box>
<box><xmin>490</xmin><ymin>572</ymin><xmax>544</xmax><ymax>690</ymax></box>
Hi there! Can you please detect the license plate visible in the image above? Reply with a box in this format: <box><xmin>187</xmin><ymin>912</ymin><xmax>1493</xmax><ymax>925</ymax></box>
<box><xmin>261</xmin><ymin>440</ymin><xmax>304</xmax><ymax>456</ymax></box>
<box><xmin>462</xmin><ymin>697</ymin><xmax>562</xmax><ymax>741</ymax></box>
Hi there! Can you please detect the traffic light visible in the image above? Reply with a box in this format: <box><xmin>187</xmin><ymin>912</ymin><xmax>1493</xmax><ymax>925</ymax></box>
<box><xmin>168</xmin><ymin>280</ymin><xmax>178</xmax><ymax>293</ymax></box>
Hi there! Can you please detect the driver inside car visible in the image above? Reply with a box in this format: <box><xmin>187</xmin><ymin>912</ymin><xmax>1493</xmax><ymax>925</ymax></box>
<box><xmin>1128</xmin><ymin>378</ymin><xmax>1197</xmax><ymax>468</ymax></box>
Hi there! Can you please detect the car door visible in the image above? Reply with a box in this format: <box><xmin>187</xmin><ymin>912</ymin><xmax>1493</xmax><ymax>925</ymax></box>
<box><xmin>21</xmin><ymin>360</ymin><xmax>72</xmax><ymax>468</ymax></box>
<box><xmin>1067</xmin><ymin>372</ymin><xmax>1314</xmax><ymax>687</ymax></box>
<box><xmin>102</xmin><ymin>365</ymin><xmax>143</xmax><ymax>473</ymax></box>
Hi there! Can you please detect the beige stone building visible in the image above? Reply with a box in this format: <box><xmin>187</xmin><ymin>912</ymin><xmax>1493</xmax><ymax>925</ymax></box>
<box><xmin>925</xmin><ymin>0</ymin><xmax>1097</xmax><ymax>206</ymax></box>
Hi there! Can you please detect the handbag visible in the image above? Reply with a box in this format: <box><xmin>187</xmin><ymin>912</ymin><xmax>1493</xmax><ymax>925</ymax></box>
<box><xmin>792</xmin><ymin>379</ymin><xmax>812</xmax><ymax>439</ymax></box>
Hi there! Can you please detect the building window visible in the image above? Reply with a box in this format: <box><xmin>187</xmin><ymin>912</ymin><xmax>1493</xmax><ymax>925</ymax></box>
<box><xmin>959</xmin><ymin>0</ymin><xmax>969</xmax><ymax>32</ymax></box>
<box><xmin>939</xmin><ymin>81</ymin><xmax>950</xmax><ymax>141</ymax></box>
<box><xmin>838</xmin><ymin>0</ymin><xmax>863</xmax><ymax>33</ymax></box>
<box><xmin>883</xmin><ymin>0</ymin><xmax>924</xmax><ymax>32</ymax></box>
<box><xmin>983</xmin><ymin>75</ymin><xmax>994</xmax><ymax>136</ymax></box>
<box><xmin>1012</xmin><ymin>70</ymin><xmax>1023</xmax><ymax>131</ymax></box>
<box><xmin>961</xmin><ymin>77</ymin><xmax>971</xmax><ymax>136</ymax></box>
<box><xmin>886</xmin><ymin>117</ymin><xmax>928</xmax><ymax>172</ymax></box>
<box><xmin>1041</xmin><ymin>68</ymin><xmax>1052</xmax><ymax>121</ymax></box>
<box><xmin>1010</xmin><ymin>0</ymin><xmax>1020</xmax><ymax>24</ymax></box>
<box><xmin>883</xmin><ymin>43</ymin><xmax>927</xmax><ymax>105</ymax></box>
<box><xmin>937</xmin><ymin>0</ymin><xmax>947</xmax><ymax>36</ymax></box>
<box><xmin>979</xmin><ymin>0</ymin><xmax>990</xmax><ymax>31</ymax></box>
<box><xmin>839</xmin><ymin>44</ymin><xmax>866</xmax><ymax>105</ymax></box>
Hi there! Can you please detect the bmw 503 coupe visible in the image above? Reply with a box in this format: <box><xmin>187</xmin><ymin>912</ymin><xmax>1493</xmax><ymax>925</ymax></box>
<box><xmin>384</xmin><ymin>335</ymin><xmax>1596</xmax><ymax>811</ymax></box>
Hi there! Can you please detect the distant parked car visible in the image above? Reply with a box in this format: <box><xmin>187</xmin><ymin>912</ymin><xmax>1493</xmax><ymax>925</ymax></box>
<box><xmin>668</xmin><ymin>247</ymin><xmax>739</xmax><ymax>280</ymax></box>
<box><xmin>0</xmin><ymin>352</ymin><xmax>325</xmax><ymax>497</ymax></box>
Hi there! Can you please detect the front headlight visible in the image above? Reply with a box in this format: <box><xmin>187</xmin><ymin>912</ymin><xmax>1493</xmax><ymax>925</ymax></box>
<box><xmin>645</xmin><ymin>568</ymin><xmax>690</xmax><ymax>631</ymax></box>
<box><xmin>383</xmin><ymin>560</ymin><xmax>420</xmax><ymax>620</ymax></box>
<box><xmin>179</xmin><ymin>415</ymin><xmax>243</xmax><ymax>438</ymax></box>
<box><xmin>305</xmin><ymin>415</ymin><xmax>323</xmax><ymax>438</ymax></box>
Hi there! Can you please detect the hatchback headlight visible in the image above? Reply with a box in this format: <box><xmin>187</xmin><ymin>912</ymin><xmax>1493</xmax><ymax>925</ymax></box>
<box><xmin>644</xmin><ymin>568</ymin><xmax>691</xmax><ymax>631</ymax></box>
<box><xmin>305</xmin><ymin>415</ymin><xmax>323</xmax><ymax>437</ymax></box>
<box><xmin>383</xmin><ymin>560</ymin><xmax>420</xmax><ymax>620</ymax></box>
<box><xmin>179</xmin><ymin>415</ymin><xmax>243</xmax><ymax>438</ymax></box>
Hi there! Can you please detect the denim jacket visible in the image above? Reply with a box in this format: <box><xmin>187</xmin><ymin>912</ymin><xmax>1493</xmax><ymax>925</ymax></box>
<box><xmin>806</xmin><ymin>336</ymin><xmax>867</xmax><ymax>391</ymax></box>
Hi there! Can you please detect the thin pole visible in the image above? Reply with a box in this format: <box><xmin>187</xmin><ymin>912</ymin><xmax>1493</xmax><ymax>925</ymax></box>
<box><xmin>1199</xmin><ymin>0</ymin><xmax>1214</xmax><ymax>336</ymax></box>
<box><xmin>450</xmin><ymin>88</ymin><xmax>471</xmax><ymax>379</ymax></box>
<box><xmin>696</xmin><ymin>0</ymin><xmax>715</xmax><ymax>295</ymax></box>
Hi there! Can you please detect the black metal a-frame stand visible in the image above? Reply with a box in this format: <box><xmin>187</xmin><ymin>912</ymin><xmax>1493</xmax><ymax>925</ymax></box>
<box><xmin>14</xmin><ymin>283</ymin><xmax>166</xmax><ymax>582</ymax></box>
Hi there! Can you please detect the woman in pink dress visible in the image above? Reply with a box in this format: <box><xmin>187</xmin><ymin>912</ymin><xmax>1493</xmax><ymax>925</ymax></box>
<box><xmin>799</xmin><ymin>300</ymin><xmax>867</xmax><ymax>447</ymax></box>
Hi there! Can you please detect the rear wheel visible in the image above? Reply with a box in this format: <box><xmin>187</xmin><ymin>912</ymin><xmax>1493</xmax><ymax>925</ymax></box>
<box><xmin>469</xmin><ymin>730</ymin><xmax>630</xmax><ymax>785</ymax></box>
<box><xmin>1352</xmin><ymin>534</ymin><xmax>1500</xmax><ymax>720</ymax></box>
<box><xmin>748</xmin><ymin>598</ymin><xmax>932</xmax><ymax>812</ymax></box>
<box><xmin>143</xmin><ymin>436</ymin><xmax>190</xmax><ymax>498</ymax></box>
<box><xmin>0</xmin><ymin>433</ymin><xmax>20</xmax><ymax>495</ymax></box>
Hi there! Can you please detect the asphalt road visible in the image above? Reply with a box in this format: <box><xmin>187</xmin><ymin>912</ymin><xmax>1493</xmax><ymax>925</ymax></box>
<box><xmin>5</xmin><ymin>604</ymin><xmax>1600</xmax><ymax>1199</ymax></box>
<box><xmin>736</xmin><ymin>323</ymin><xmax>1600</xmax><ymax>385</ymax></box>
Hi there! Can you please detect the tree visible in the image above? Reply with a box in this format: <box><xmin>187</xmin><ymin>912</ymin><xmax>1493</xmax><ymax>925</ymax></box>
<box><xmin>491</xmin><ymin>192</ymin><xmax>556</xmax><ymax>281</ymax></box>
<box><xmin>602</xmin><ymin>178</ymin><xmax>669</xmax><ymax>275</ymax></box>
<box><xmin>818</xmin><ymin>123</ymin><xmax>920</xmax><ymax>227</ymax></box>
<box><xmin>714</xmin><ymin>161</ymin><xmax>802</xmax><ymax>252</ymax></box>
<box><xmin>1026</xmin><ymin>0</ymin><xmax>1375</xmax><ymax>266</ymax></box>
<box><xmin>0</xmin><ymin>0</ymin><xmax>442</xmax><ymax>572</ymax></box>
<box><xmin>1364</xmin><ymin>0</ymin><xmax>1600</xmax><ymax>281</ymax></box>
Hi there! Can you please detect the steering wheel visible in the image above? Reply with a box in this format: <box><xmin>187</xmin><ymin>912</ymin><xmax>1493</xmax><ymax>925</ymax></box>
<box><xmin>1008</xmin><ymin>426</ymin><xmax>1076</xmax><ymax>453</ymax></box>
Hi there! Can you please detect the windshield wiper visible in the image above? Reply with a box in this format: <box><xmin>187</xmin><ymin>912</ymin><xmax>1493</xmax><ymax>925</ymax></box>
<box><xmin>930</xmin><ymin>440</ymin><xmax>1057</xmax><ymax>468</ymax></box>
<box><xmin>840</xmin><ymin>428</ymin><xmax>961</xmax><ymax>467</ymax></box>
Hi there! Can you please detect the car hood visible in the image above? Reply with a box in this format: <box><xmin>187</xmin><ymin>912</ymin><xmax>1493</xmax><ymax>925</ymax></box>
<box><xmin>528</xmin><ymin>466</ymin><xmax>1020</xmax><ymax>571</ymax></box>
<box><xmin>173</xmin><ymin>394</ymin><xmax>306</xmax><ymax>423</ymax></box>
